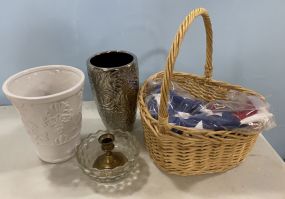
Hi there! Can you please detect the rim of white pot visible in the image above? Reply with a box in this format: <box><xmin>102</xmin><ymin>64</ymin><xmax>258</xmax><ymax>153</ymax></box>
<box><xmin>2</xmin><ymin>65</ymin><xmax>85</xmax><ymax>103</ymax></box>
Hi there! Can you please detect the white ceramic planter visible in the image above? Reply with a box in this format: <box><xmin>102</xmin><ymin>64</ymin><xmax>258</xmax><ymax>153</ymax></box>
<box><xmin>2</xmin><ymin>65</ymin><xmax>85</xmax><ymax>163</ymax></box>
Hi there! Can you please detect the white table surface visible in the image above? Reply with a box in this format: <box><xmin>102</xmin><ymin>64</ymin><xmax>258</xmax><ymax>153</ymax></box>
<box><xmin>0</xmin><ymin>101</ymin><xmax>284</xmax><ymax>199</ymax></box>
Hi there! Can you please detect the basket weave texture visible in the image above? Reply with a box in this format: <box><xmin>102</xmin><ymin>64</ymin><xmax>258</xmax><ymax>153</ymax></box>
<box><xmin>138</xmin><ymin>8</ymin><xmax>264</xmax><ymax>176</ymax></box>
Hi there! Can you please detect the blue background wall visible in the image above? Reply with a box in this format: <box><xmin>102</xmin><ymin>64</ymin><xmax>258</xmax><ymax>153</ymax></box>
<box><xmin>0</xmin><ymin>0</ymin><xmax>284</xmax><ymax>158</ymax></box>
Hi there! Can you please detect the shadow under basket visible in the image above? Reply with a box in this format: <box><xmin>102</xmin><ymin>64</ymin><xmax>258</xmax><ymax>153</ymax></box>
<box><xmin>138</xmin><ymin>8</ymin><xmax>264</xmax><ymax>176</ymax></box>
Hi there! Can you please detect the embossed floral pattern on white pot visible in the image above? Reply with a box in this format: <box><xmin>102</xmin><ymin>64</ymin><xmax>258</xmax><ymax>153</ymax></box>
<box><xmin>2</xmin><ymin>65</ymin><xmax>85</xmax><ymax>163</ymax></box>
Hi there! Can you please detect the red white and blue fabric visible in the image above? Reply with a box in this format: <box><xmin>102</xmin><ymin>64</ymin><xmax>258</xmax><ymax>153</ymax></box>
<box><xmin>147</xmin><ymin>85</ymin><xmax>270</xmax><ymax>131</ymax></box>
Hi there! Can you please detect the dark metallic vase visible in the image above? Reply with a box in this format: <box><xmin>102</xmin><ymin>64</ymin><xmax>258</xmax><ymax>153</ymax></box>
<box><xmin>87</xmin><ymin>51</ymin><xmax>139</xmax><ymax>131</ymax></box>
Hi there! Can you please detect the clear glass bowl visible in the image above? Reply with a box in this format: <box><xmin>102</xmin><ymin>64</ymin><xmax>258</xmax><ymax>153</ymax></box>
<box><xmin>76</xmin><ymin>130</ymin><xmax>139</xmax><ymax>183</ymax></box>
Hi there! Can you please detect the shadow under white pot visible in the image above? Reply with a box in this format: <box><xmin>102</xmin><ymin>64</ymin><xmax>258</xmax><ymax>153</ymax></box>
<box><xmin>2</xmin><ymin>65</ymin><xmax>85</xmax><ymax>163</ymax></box>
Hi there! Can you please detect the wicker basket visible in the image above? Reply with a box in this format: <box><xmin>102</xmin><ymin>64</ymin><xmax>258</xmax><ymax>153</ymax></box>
<box><xmin>138</xmin><ymin>8</ymin><xmax>265</xmax><ymax>176</ymax></box>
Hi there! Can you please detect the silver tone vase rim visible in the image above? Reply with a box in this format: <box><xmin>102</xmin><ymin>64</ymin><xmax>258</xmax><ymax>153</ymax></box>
<box><xmin>87</xmin><ymin>50</ymin><xmax>137</xmax><ymax>70</ymax></box>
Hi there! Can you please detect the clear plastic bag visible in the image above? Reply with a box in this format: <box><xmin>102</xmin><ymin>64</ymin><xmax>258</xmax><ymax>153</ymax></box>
<box><xmin>145</xmin><ymin>80</ymin><xmax>276</xmax><ymax>132</ymax></box>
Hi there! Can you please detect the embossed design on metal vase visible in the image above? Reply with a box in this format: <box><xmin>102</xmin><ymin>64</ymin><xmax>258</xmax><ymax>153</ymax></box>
<box><xmin>87</xmin><ymin>51</ymin><xmax>139</xmax><ymax>131</ymax></box>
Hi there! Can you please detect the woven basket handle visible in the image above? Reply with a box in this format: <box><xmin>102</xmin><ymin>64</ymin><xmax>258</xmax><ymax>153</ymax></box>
<box><xmin>158</xmin><ymin>8</ymin><xmax>213</xmax><ymax>127</ymax></box>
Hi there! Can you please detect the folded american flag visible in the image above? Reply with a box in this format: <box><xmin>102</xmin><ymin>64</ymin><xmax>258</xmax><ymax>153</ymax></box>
<box><xmin>146</xmin><ymin>83</ymin><xmax>273</xmax><ymax>131</ymax></box>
